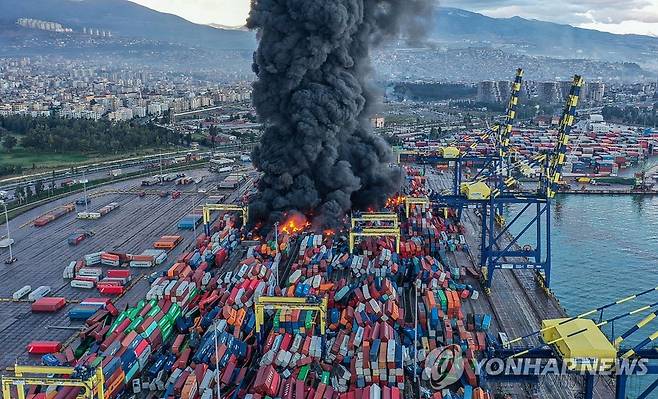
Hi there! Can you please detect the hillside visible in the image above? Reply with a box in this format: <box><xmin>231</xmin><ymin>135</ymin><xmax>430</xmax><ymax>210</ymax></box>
<box><xmin>433</xmin><ymin>8</ymin><xmax>658</xmax><ymax>70</ymax></box>
<box><xmin>1</xmin><ymin>2</ymin><xmax>657</xmax><ymax>78</ymax></box>
<box><xmin>0</xmin><ymin>0</ymin><xmax>255</xmax><ymax>51</ymax></box>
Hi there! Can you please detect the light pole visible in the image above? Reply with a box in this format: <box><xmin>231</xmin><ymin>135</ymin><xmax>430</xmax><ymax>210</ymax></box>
<box><xmin>159</xmin><ymin>153</ymin><xmax>164</xmax><ymax>184</ymax></box>
<box><xmin>1</xmin><ymin>201</ymin><xmax>16</xmax><ymax>264</ymax></box>
<box><xmin>274</xmin><ymin>221</ymin><xmax>279</xmax><ymax>286</ymax></box>
<box><xmin>82</xmin><ymin>169</ymin><xmax>89</xmax><ymax>213</ymax></box>
<box><xmin>414</xmin><ymin>278</ymin><xmax>419</xmax><ymax>383</ymax></box>
<box><xmin>191</xmin><ymin>192</ymin><xmax>199</xmax><ymax>239</ymax></box>
<box><xmin>214</xmin><ymin>321</ymin><xmax>222</xmax><ymax>399</ymax></box>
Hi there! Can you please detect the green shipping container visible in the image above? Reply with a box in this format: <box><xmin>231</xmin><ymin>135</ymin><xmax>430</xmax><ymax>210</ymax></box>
<box><xmin>273</xmin><ymin>310</ymin><xmax>281</xmax><ymax>330</ymax></box>
<box><xmin>298</xmin><ymin>365</ymin><xmax>309</xmax><ymax>382</ymax></box>
<box><xmin>147</xmin><ymin>305</ymin><xmax>161</xmax><ymax>318</ymax></box>
<box><xmin>126</xmin><ymin>316</ymin><xmax>144</xmax><ymax>334</ymax></box>
<box><xmin>124</xmin><ymin>362</ymin><xmax>140</xmax><ymax>383</ymax></box>
<box><xmin>305</xmin><ymin>311</ymin><xmax>314</xmax><ymax>330</ymax></box>
<box><xmin>110</xmin><ymin>312</ymin><xmax>128</xmax><ymax>333</ymax></box>
<box><xmin>141</xmin><ymin>321</ymin><xmax>159</xmax><ymax>338</ymax></box>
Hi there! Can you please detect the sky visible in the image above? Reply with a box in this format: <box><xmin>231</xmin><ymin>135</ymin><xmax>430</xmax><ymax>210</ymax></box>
<box><xmin>128</xmin><ymin>0</ymin><xmax>658</xmax><ymax>36</ymax></box>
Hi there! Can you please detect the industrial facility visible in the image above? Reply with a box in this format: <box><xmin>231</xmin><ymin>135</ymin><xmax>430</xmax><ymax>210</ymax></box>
<box><xmin>0</xmin><ymin>69</ymin><xmax>656</xmax><ymax>399</ymax></box>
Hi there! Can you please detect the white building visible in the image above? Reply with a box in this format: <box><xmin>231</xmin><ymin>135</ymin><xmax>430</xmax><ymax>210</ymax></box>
<box><xmin>147</xmin><ymin>103</ymin><xmax>162</xmax><ymax>115</ymax></box>
<box><xmin>133</xmin><ymin>106</ymin><xmax>147</xmax><ymax>118</ymax></box>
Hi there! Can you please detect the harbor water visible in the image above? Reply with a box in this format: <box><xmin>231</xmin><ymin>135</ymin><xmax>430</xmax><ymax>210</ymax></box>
<box><xmin>507</xmin><ymin>193</ymin><xmax>658</xmax><ymax>397</ymax></box>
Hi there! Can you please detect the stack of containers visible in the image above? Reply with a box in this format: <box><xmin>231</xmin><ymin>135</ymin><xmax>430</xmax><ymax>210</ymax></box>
<box><xmin>402</xmin><ymin>201</ymin><xmax>490</xmax><ymax>394</ymax></box>
<box><xmin>247</xmin><ymin>232</ymin><xmax>409</xmax><ymax>398</ymax></box>
<box><xmin>154</xmin><ymin>235</ymin><xmax>183</xmax><ymax>250</ymax></box>
<box><xmin>401</xmin><ymin>205</ymin><xmax>467</xmax><ymax>256</ymax></box>
<box><xmin>98</xmin><ymin>202</ymin><xmax>120</xmax><ymax>217</ymax></box>
<box><xmin>97</xmin><ymin>269</ymin><xmax>132</xmax><ymax>295</ymax></box>
<box><xmin>130</xmin><ymin>249</ymin><xmax>167</xmax><ymax>268</ymax></box>
<box><xmin>31</xmin><ymin>297</ymin><xmax>66</xmax><ymax>313</ymax></box>
<box><xmin>72</xmin><ymin>267</ymin><xmax>102</xmax><ymax>289</ymax></box>
<box><xmin>33</xmin><ymin>204</ymin><xmax>76</xmax><ymax>227</ymax></box>
<box><xmin>34</xmin><ymin>204</ymin><xmax>496</xmax><ymax>398</ymax></box>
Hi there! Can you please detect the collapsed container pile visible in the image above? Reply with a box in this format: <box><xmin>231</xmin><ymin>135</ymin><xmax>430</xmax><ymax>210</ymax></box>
<box><xmin>12</xmin><ymin>169</ymin><xmax>498</xmax><ymax>399</ymax></box>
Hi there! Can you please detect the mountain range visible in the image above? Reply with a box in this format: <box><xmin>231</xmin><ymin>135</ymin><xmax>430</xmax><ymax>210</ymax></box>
<box><xmin>432</xmin><ymin>8</ymin><xmax>658</xmax><ymax>70</ymax></box>
<box><xmin>0</xmin><ymin>0</ymin><xmax>255</xmax><ymax>51</ymax></box>
<box><xmin>1</xmin><ymin>0</ymin><xmax>657</xmax><ymax>75</ymax></box>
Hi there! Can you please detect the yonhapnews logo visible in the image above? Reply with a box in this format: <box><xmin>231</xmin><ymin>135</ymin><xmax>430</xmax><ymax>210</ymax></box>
<box><xmin>423</xmin><ymin>344</ymin><xmax>464</xmax><ymax>389</ymax></box>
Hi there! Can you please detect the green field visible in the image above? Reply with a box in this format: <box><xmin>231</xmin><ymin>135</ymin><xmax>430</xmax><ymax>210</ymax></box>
<box><xmin>0</xmin><ymin>146</ymin><xmax>185</xmax><ymax>176</ymax></box>
<box><xmin>0</xmin><ymin>149</ymin><xmax>90</xmax><ymax>169</ymax></box>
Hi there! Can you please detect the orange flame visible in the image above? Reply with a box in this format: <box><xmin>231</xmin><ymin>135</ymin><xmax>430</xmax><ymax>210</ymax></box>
<box><xmin>323</xmin><ymin>229</ymin><xmax>335</xmax><ymax>236</ymax></box>
<box><xmin>279</xmin><ymin>213</ymin><xmax>310</xmax><ymax>235</ymax></box>
<box><xmin>385</xmin><ymin>194</ymin><xmax>407</xmax><ymax>208</ymax></box>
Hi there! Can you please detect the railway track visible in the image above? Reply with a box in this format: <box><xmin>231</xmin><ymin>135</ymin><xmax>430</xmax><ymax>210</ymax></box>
<box><xmin>0</xmin><ymin>168</ymin><xmax>258</xmax><ymax>367</ymax></box>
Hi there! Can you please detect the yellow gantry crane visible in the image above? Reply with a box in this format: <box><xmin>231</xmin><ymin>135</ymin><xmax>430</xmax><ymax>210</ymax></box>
<box><xmin>254</xmin><ymin>296</ymin><xmax>328</xmax><ymax>335</ymax></box>
<box><xmin>404</xmin><ymin>196</ymin><xmax>430</xmax><ymax>217</ymax></box>
<box><xmin>202</xmin><ymin>203</ymin><xmax>249</xmax><ymax>235</ymax></box>
<box><xmin>349</xmin><ymin>212</ymin><xmax>401</xmax><ymax>253</ymax></box>
<box><xmin>349</xmin><ymin>227</ymin><xmax>401</xmax><ymax>253</ymax></box>
<box><xmin>350</xmin><ymin>212</ymin><xmax>399</xmax><ymax>228</ymax></box>
<box><xmin>2</xmin><ymin>365</ymin><xmax>105</xmax><ymax>399</ymax></box>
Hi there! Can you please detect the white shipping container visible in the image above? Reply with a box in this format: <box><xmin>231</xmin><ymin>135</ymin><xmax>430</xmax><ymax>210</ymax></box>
<box><xmin>130</xmin><ymin>260</ymin><xmax>153</xmax><ymax>268</ymax></box>
<box><xmin>71</xmin><ymin>279</ymin><xmax>96</xmax><ymax>289</ymax></box>
<box><xmin>63</xmin><ymin>261</ymin><xmax>76</xmax><ymax>279</ymax></box>
<box><xmin>84</xmin><ymin>252</ymin><xmax>102</xmax><ymax>265</ymax></box>
<box><xmin>79</xmin><ymin>268</ymin><xmax>103</xmax><ymax>277</ymax></box>
<box><xmin>101</xmin><ymin>258</ymin><xmax>120</xmax><ymax>267</ymax></box>
<box><xmin>13</xmin><ymin>285</ymin><xmax>32</xmax><ymax>300</ymax></box>
<box><xmin>28</xmin><ymin>286</ymin><xmax>51</xmax><ymax>301</ymax></box>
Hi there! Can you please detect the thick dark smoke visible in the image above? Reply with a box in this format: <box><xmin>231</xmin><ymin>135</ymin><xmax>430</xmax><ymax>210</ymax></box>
<box><xmin>247</xmin><ymin>0</ymin><xmax>435</xmax><ymax>228</ymax></box>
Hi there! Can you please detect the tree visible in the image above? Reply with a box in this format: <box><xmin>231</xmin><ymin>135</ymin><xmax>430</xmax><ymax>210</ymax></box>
<box><xmin>209</xmin><ymin>127</ymin><xmax>218</xmax><ymax>153</ymax></box>
<box><xmin>185</xmin><ymin>133</ymin><xmax>192</xmax><ymax>147</ymax></box>
<box><xmin>35</xmin><ymin>180</ymin><xmax>45</xmax><ymax>197</ymax></box>
<box><xmin>24</xmin><ymin>186</ymin><xmax>32</xmax><ymax>202</ymax></box>
<box><xmin>14</xmin><ymin>184</ymin><xmax>23</xmax><ymax>204</ymax></box>
<box><xmin>2</xmin><ymin>135</ymin><xmax>17</xmax><ymax>150</ymax></box>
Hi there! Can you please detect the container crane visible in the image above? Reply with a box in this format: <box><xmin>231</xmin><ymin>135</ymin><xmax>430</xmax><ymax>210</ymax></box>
<box><xmin>202</xmin><ymin>203</ymin><xmax>248</xmax><ymax>235</ymax></box>
<box><xmin>431</xmin><ymin>74</ymin><xmax>584</xmax><ymax>290</ymax></box>
<box><xmin>490</xmin><ymin>286</ymin><xmax>658</xmax><ymax>399</ymax></box>
<box><xmin>2</xmin><ymin>365</ymin><xmax>105</xmax><ymax>399</ymax></box>
<box><xmin>399</xmin><ymin>69</ymin><xmax>524</xmax><ymax>202</ymax></box>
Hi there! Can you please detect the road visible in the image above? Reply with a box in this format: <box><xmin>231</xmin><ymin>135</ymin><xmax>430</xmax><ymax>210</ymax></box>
<box><xmin>0</xmin><ymin>166</ymin><xmax>257</xmax><ymax>367</ymax></box>
<box><xmin>0</xmin><ymin>142</ymin><xmax>257</xmax><ymax>196</ymax></box>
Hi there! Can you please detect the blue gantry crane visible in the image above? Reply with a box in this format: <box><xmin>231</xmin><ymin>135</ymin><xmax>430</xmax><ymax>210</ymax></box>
<box><xmin>429</xmin><ymin>74</ymin><xmax>584</xmax><ymax>290</ymax></box>
<box><xmin>399</xmin><ymin>69</ymin><xmax>524</xmax><ymax>202</ymax></box>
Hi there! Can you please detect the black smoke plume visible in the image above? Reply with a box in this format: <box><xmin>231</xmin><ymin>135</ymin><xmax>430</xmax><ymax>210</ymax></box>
<box><xmin>247</xmin><ymin>0</ymin><xmax>435</xmax><ymax>228</ymax></box>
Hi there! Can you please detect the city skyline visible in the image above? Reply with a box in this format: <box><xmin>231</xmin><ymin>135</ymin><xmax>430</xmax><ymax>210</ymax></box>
<box><xmin>128</xmin><ymin>0</ymin><xmax>658</xmax><ymax>36</ymax></box>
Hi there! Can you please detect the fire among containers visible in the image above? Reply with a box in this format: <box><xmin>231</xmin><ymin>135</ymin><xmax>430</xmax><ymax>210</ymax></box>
<box><xmin>7</xmin><ymin>163</ymin><xmax>504</xmax><ymax>399</ymax></box>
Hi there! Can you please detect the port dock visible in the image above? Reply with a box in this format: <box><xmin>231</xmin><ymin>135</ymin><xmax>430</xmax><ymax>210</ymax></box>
<box><xmin>0</xmin><ymin>167</ymin><xmax>256</xmax><ymax>367</ymax></box>
<box><xmin>427</xmin><ymin>168</ymin><xmax>615</xmax><ymax>398</ymax></box>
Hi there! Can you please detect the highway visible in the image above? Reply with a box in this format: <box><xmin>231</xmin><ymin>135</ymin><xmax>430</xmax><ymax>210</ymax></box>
<box><xmin>0</xmin><ymin>165</ymin><xmax>257</xmax><ymax>367</ymax></box>
<box><xmin>0</xmin><ymin>142</ymin><xmax>257</xmax><ymax>195</ymax></box>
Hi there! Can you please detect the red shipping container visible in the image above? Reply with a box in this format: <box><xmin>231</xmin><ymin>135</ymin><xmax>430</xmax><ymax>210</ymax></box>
<box><xmin>27</xmin><ymin>341</ymin><xmax>61</xmax><ymax>354</ymax></box>
<box><xmin>107</xmin><ymin>269</ymin><xmax>131</xmax><ymax>279</ymax></box>
<box><xmin>98</xmin><ymin>285</ymin><xmax>124</xmax><ymax>295</ymax></box>
<box><xmin>31</xmin><ymin>297</ymin><xmax>66</xmax><ymax>313</ymax></box>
